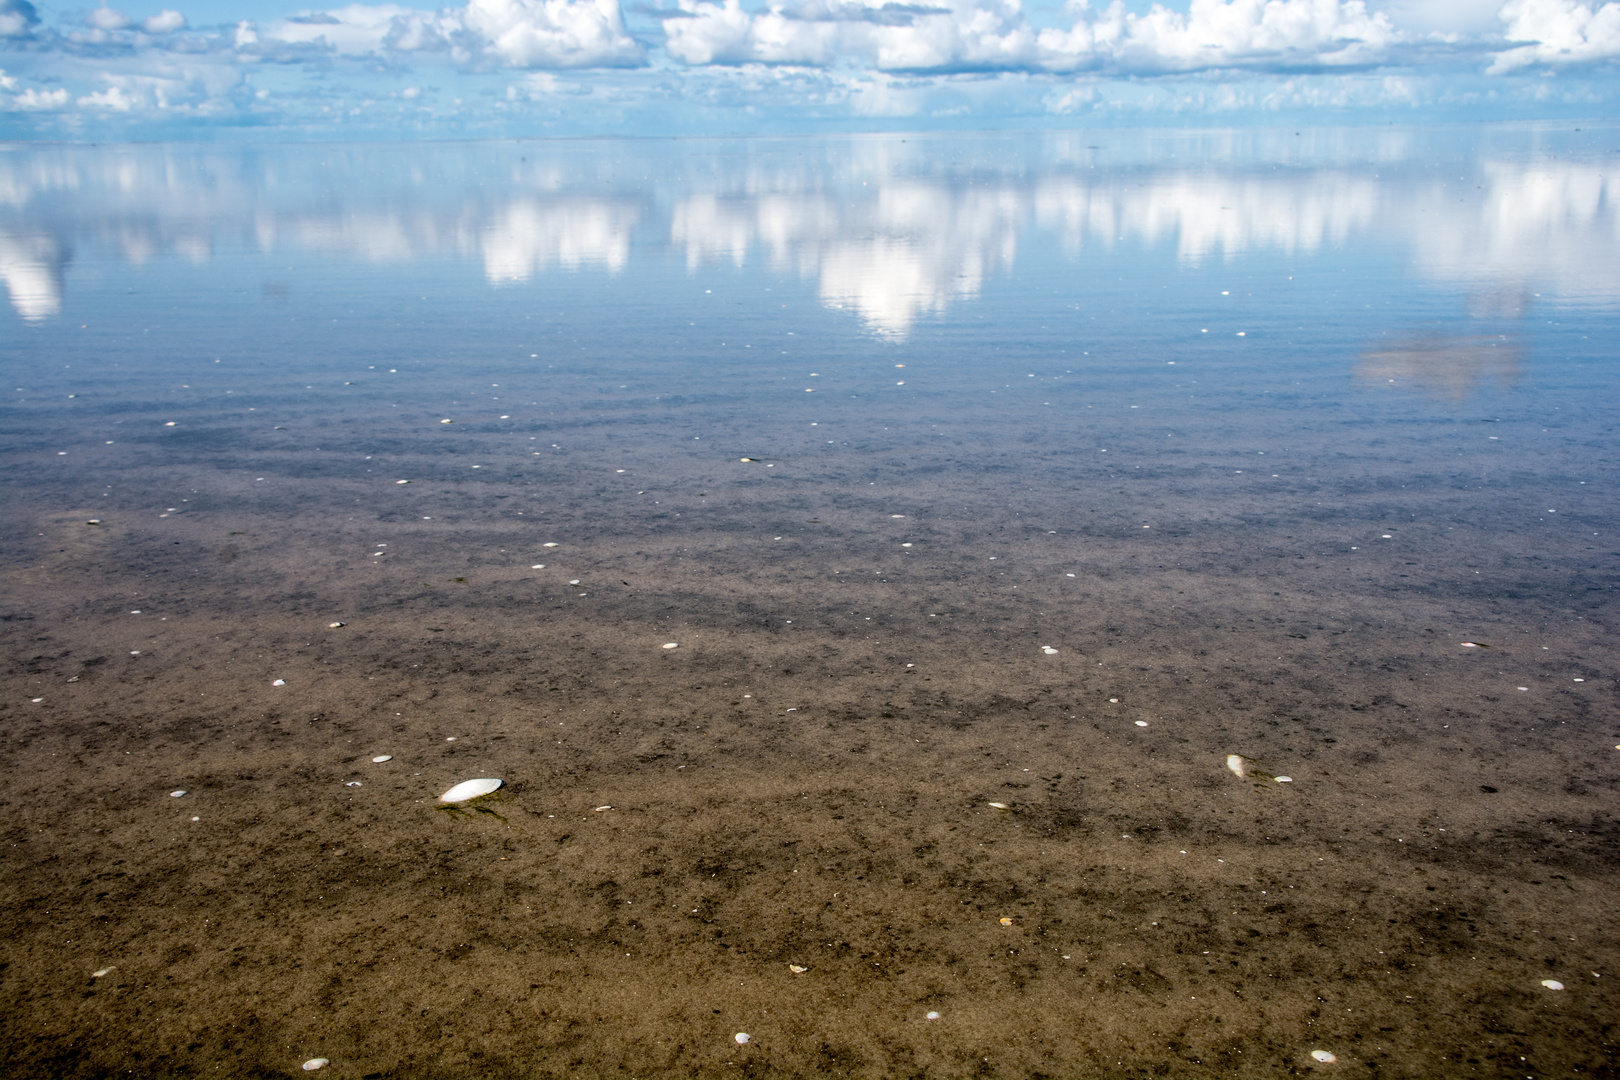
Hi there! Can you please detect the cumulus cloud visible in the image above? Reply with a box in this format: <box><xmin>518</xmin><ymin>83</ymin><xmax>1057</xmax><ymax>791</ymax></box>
<box><xmin>463</xmin><ymin>0</ymin><xmax>642</xmax><ymax>65</ymax></box>
<box><xmin>239</xmin><ymin>0</ymin><xmax>641</xmax><ymax>67</ymax></box>
<box><xmin>662</xmin><ymin>0</ymin><xmax>1400</xmax><ymax>73</ymax></box>
<box><xmin>663</xmin><ymin>0</ymin><xmax>1034</xmax><ymax>70</ymax></box>
<box><xmin>144</xmin><ymin>9</ymin><xmax>187</xmax><ymax>33</ymax></box>
<box><xmin>1489</xmin><ymin>0</ymin><xmax>1620</xmax><ymax>70</ymax></box>
<box><xmin>0</xmin><ymin>0</ymin><xmax>38</xmax><ymax>38</ymax></box>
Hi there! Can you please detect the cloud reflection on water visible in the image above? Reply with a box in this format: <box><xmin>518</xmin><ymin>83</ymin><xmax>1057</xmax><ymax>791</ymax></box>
<box><xmin>1</xmin><ymin>136</ymin><xmax>1615</xmax><ymax>341</ymax></box>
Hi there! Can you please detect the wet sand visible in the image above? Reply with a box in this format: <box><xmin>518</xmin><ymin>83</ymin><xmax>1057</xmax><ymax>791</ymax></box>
<box><xmin>3</xmin><ymin>349</ymin><xmax>1617</xmax><ymax>1078</ymax></box>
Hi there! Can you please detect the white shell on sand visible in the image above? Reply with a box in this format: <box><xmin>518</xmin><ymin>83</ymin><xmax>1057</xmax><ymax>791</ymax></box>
<box><xmin>1275</xmin><ymin>775</ymin><xmax>1293</xmax><ymax>783</ymax></box>
<box><xmin>594</xmin><ymin>805</ymin><xmax>612</xmax><ymax>812</ymax></box>
<box><xmin>1310</xmin><ymin>1050</ymin><xmax>1336</xmax><ymax>1063</ymax></box>
<box><xmin>272</xmin><ymin>679</ymin><xmax>286</xmax><ymax>686</ymax></box>
<box><xmin>302</xmin><ymin>1059</ymin><xmax>329</xmax><ymax>1071</ymax></box>
<box><xmin>987</xmin><ymin>802</ymin><xmax>1009</xmax><ymax>810</ymax></box>
<box><xmin>788</xmin><ymin>964</ymin><xmax>807</xmax><ymax>974</ymax></box>
<box><xmin>734</xmin><ymin>1033</ymin><xmax>750</xmax><ymax>1045</ymax></box>
<box><xmin>439</xmin><ymin>778</ymin><xmax>502</xmax><ymax>803</ymax></box>
<box><xmin>93</xmin><ymin>967</ymin><xmax>115</xmax><ymax>977</ymax></box>
<box><xmin>1542</xmin><ymin>979</ymin><xmax>1564</xmax><ymax>990</ymax></box>
<box><xmin>1041</xmin><ymin>646</ymin><xmax>1059</xmax><ymax>655</ymax></box>
<box><xmin>170</xmin><ymin>790</ymin><xmax>187</xmax><ymax>797</ymax></box>
<box><xmin>1135</xmin><ymin>720</ymin><xmax>1149</xmax><ymax>727</ymax></box>
<box><xmin>1226</xmin><ymin>754</ymin><xmax>1247</xmax><ymax>778</ymax></box>
<box><xmin>372</xmin><ymin>755</ymin><xmax>392</xmax><ymax>763</ymax></box>
<box><xmin>926</xmin><ymin>1011</ymin><xmax>941</xmax><ymax>1020</ymax></box>
<box><xmin>329</xmin><ymin>622</ymin><xmax>344</xmax><ymax>628</ymax></box>
<box><xmin>662</xmin><ymin>642</ymin><xmax>679</xmax><ymax>649</ymax></box>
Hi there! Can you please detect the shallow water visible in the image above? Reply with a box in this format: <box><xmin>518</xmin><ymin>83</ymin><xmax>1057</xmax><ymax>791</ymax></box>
<box><xmin>2</xmin><ymin>126</ymin><xmax>1617</xmax><ymax>1078</ymax></box>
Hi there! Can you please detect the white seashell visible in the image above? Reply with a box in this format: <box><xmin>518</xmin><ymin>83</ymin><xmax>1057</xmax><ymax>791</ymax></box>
<box><xmin>987</xmin><ymin>802</ymin><xmax>1009</xmax><ymax>810</ymax></box>
<box><xmin>1135</xmin><ymin>720</ymin><xmax>1149</xmax><ymax>727</ymax></box>
<box><xmin>788</xmin><ymin>964</ymin><xmax>806</xmax><ymax>973</ymax></box>
<box><xmin>346</xmin><ymin>781</ymin><xmax>361</xmax><ymax>787</ymax></box>
<box><xmin>1310</xmin><ymin>1050</ymin><xmax>1336</xmax><ymax>1063</ymax></box>
<box><xmin>593</xmin><ymin>805</ymin><xmax>612</xmax><ymax>812</ymax></box>
<box><xmin>926</xmin><ymin>1011</ymin><xmax>941</xmax><ymax>1020</ymax></box>
<box><xmin>302</xmin><ymin>1058</ymin><xmax>328</xmax><ymax>1071</ymax></box>
<box><xmin>170</xmin><ymin>790</ymin><xmax>187</xmax><ymax>797</ymax></box>
<box><xmin>543</xmin><ymin>542</ymin><xmax>558</xmax><ymax>547</ymax></box>
<box><xmin>531</xmin><ymin>564</ymin><xmax>545</xmax><ymax>569</ymax></box>
<box><xmin>569</xmin><ymin>579</ymin><xmax>581</xmax><ymax>585</ymax></box>
<box><xmin>662</xmin><ymin>642</ymin><xmax>679</xmax><ymax>649</ymax></box>
<box><xmin>396</xmin><ymin>479</ymin><xmax>410</xmax><ymax>484</ymax></box>
<box><xmin>328</xmin><ymin>622</ymin><xmax>344</xmax><ymax>628</ymax></box>
<box><xmin>272</xmin><ymin>679</ymin><xmax>285</xmax><ymax>686</ymax></box>
<box><xmin>1275</xmin><ymin>776</ymin><xmax>1293</xmax><ymax>783</ymax></box>
<box><xmin>439</xmin><ymin>778</ymin><xmax>502</xmax><ymax>803</ymax></box>
<box><xmin>1226</xmin><ymin>754</ymin><xmax>1247</xmax><ymax>778</ymax></box>
<box><xmin>1041</xmin><ymin>646</ymin><xmax>1059</xmax><ymax>655</ymax></box>
<box><xmin>734</xmin><ymin>1033</ymin><xmax>750</xmax><ymax>1045</ymax></box>
<box><xmin>372</xmin><ymin>755</ymin><xmax>391</xmax><ymax>763</ymax></box>
<box><xmin>1541</xmin><ymin>979</ymin><xmax>1564</xmax><ymax>990</ymax></box>
<box><xmin>93</xmin><ymin>967</ymin><xmax>115</xmax><ymax>977</ymax></box>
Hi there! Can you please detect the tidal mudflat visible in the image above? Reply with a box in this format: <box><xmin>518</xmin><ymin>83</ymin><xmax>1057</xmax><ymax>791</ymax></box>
<box><xmin>2</xmin><ymin>127</ymin><xmax>1616</xmax><ymax>1077</ymax></box>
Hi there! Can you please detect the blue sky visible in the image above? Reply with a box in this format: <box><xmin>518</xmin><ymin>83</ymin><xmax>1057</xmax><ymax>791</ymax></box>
<box><xmin>2</xmin><ymin>0</ymin><xmax>1618</xmax><ymax>137</ymax></box>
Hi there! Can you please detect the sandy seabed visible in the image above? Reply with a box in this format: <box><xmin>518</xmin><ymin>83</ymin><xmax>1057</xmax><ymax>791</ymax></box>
<box><xmin>3</xmin><ymin>361</ymin><xmax>1618</xmax><ymax>1079</ymax></box>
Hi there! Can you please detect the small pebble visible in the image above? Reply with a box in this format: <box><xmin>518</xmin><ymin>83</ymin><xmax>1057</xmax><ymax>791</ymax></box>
<box><xmin>569</xmin><ymin>579</ymin><xmax>581</xmax><ymax>585</ymax></box>
<box><xmin>372</xmin><ymin>755</ymin><xmax>392</xmax><ymax>763</ymax></box>
<box><xmin>1041</xmin><ymin>646</ymin><xmax>1059</xmax><ymax>655</ymax></box>
<box><xmin>92</xmin><ymin>967</ymin><xmax>114</xmax><ymax>977</ymax></box>
<box><xmin>396</xmin><ymin>479</ymin><xmax>410</xmax><ymax>484</ymax></box>
<box><xmin>272</xmin><ymin>679</ymin><xmax>285</xmax><ymax>686</ymax></box>
<box><xmin>734</xmin><ymin>1033</ymin><xmax>750</xmax><ymax>1045</ymax></box>
<box><xmin>31</xmin><ymin>697</ymin><xmax>43</xmax><ymax>703</ymax></box>
<box><xmin>1311</xmin><ymin>1050</ymin><xmax>1336</xmax><ymax>1063</ymax></box>
<box><xmin>1226</xmin><ymin>754</ymin><xmax>1247</xmax><ymax>778</ymax></box>
<box><xmin>1135</xmin><ymin>720</ymin><xmax>1148</xmax><ymax>727</ymax></box>
<box><xmin>1275</xmin><ymin>775</ymin><xmax>1293</xmax><ymax>783</ymax></box>
<box><xmin>531</xmin><ymin>564</ymin><xmax>545</xmax><ymax>569</ymax></box>
<box><xmin>662</xmin><ymin>642</ymin><xmax>679</xmax><ymax>649</ymax></box>
<box><xmin>543</xmin><ymin>542</ymin><xmax>558</xmax><ymax>547</ymax></box>
<box><xmin>170</xmin><ymin>790</ymin><xmax>187</xmax><ymax>797</ymax></box>
<box><xmin>1542</xmin><ymin>979</ymin><xmax>1564</xmax><ymax>990</ymax></box>
<box><xmin>999</xmin><ymin>917</ymin><xmax>1013</xmax><ymax>926</ymax></box>
<box><xmin>303</xmin><ymin>1059</ymin><xmax>329</xmax><ymax>1071</ymax></box>
<box><xmin>345</xmin><ymin>781</ymin><xmax>362</xmax><ymax>787</ymax></box>
<box><xmin>926</xmin><ymin>1011</ymin><xmax>941</xmax><ymax>1020</ymax></box>
<box><xmin>328</xmin><ymin>622</ymin><xmax>344</xmax><ymax>628</ymax></box>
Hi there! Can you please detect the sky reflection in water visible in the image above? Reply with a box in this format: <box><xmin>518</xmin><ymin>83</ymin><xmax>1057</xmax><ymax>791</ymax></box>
<box><xmin>3</xmin><ymin>126</ymin><xmax>1616</xmax><ymax>371</ymax></box>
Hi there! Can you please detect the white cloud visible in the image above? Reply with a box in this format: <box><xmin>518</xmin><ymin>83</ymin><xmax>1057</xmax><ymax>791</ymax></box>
<box><xmin>465</xmin><ymin>0</ymin><xmax>642</xmax><ymax>65</ymax></box>
<box><xmin>85</xmin><ymin>5</ymin><xmax>135</xmax><ymax>31</ymax></box>
<box><xmin>662</xmin><ymin>0</ymin><xmax>1401</xmax><ymax>73</ymax></box>
<box><xmin>1489</xmin><ymin>0</ymin><xmax>1620</xmax><ymax>70</ymax></box>
<box><xmin>12</xmin><ymin>85</ymin><xmax>71</xmax><ymax>108</ymax></box>
<box><xmin>143</xmin><ymin>9</ymin><xmax>187</xmax><ymax>33</ymax></box>
<box><xmin>0</xmin><ymin>0</ymin><xmax>39</xmax><ymax>39</ymax></box>
<box><xmin>244</xmin><ymin>0</ymin><xmax>641</xmax><ymax>67</ymax></box>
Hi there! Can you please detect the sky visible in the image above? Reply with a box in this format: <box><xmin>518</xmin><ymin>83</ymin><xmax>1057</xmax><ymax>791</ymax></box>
<box><xmin>0</xmin><ymin>0</ymin><xmax>1617</xmax><ymax>137</ymax></box>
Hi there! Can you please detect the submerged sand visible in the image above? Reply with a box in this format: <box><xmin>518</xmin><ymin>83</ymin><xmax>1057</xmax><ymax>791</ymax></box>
<box><xmin>4</xmin><ymin>401</ymin><xmax>1616</xmax><ymax>1079</ymax></box>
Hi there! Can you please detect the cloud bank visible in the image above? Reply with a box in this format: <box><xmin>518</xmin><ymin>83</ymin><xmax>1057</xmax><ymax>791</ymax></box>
<box><xmin>2</xmin><ymin>0</ymin><xmax>1619</xmax><ymax>133</ymax></box>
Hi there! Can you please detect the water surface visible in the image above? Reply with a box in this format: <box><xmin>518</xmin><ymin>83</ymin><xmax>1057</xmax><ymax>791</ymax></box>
<box><xmin>2</xmin><ymin>126</ymin><xmax>1617</xmax><ymax>1078</ymax></box>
